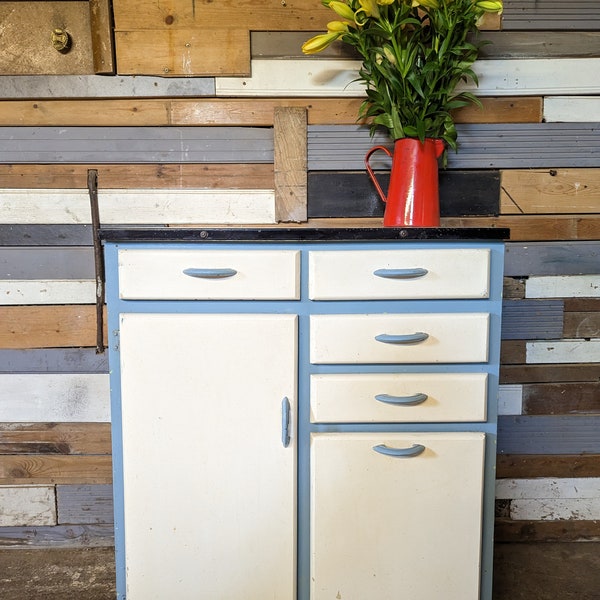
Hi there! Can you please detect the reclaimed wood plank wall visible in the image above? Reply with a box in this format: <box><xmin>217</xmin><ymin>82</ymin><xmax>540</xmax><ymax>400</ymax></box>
<box><xmin>0</xmin><ymin>0</ymin><xmax>599</xmax><ymax>547</ymax></box>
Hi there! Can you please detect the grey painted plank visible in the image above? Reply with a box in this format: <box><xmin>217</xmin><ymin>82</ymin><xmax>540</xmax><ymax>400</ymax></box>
<box><xmin>503</xmin><ymin>0</ymin><xmax>600</xmax><ymax>30</ymax></box>
<box><xmin>0</xmin><ymin>75</ymin><xmax>214</xmax><ymax>99</ymax></box>
<box><xmin>505</xmin><ymin>243</ymin><xmax>600</xmax><ymax>276</ymax></box>
<box><xmin>498</xmin><ymin>415</ymin><xmax>600</xmax><ymax>454</ymax></box>
<box><xmin>0</xmin><ymin>349</ymin><xmax>108</xmax><ymax>373</ymax></box>
<box><xmin>0</xmin><ymin>225</ymin><xmax>95</xmax><ymax>245</ymax></box>
<box><xmin>501</xmin><ymin>300</ymin><xmax>564</xmax><ymax>340</ymax></box>
<box><xmin>307</xmin><ymin>124</ymin><xmax>600</xmax><ymax>170</ymax></box>
<box><xmin>0</xmin><ymin>247</ymin><xmax>94</xmax><ymax>279</ymax></box>
<box><xmin>0</xmin><ymin>525</ymin><xmax>114</xmax><ymax>548</ymax></box>
<box><xmin>57</xmin><ymin>485</ymin><xmax>114</xmax><ymax>525</ymax></box>
<box><xmin>0</xmin><ymin>127</ymin><xmax>273</xmax><ymax>164</ymax></box>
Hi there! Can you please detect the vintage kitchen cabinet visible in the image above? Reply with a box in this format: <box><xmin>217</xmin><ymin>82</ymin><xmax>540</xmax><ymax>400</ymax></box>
<box><xmin>101</xmin><ymin>227</ymin><xmax>507</xmax><ymax>600</ymax></box>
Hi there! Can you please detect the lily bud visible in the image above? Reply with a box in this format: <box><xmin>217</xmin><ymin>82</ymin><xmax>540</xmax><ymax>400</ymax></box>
<box><xmin>327</xmin><ymin>20</ymin><xmax>350</xmax><ymax>32</ymax></box>
<box><xmin>475</xmin><ymin>0</ymin><xmax>503</xmax><ymax>12</ymax></box>
<box><xmin>301</xmin><ymin>31</ymin><xmax>342</xmax><ymax>54</ymax></box>
<box><xmin>328</xmin><ymin>1</ymin><xmax>356</xmax><ymax>20</ymax></box>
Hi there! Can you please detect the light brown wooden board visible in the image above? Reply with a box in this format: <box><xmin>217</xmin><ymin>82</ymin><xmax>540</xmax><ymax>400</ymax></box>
<box><xmin>89</xmin><ymin>0</ymin><xmax>115</xmax><ymax>74</ymax></box>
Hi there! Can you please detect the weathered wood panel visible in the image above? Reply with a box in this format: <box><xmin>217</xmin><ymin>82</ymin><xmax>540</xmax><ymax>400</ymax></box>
<box><xmin>0</xmin><ymin>423</ymin><xmax>111</xmax><ymax>456</ymax></box>
<box><xmin>495</xmin><ymin>519</ymin><xmax>600</xmax><ymax>542</ymax></box>
<box><xmin>0</xmin><ymin>374</ymin><xmax>109</xmax><ymax>422</ymax></box>
<box><xmin>502</xmin><ymin>0</ymin><xmax>600</xmax><ymax>30</ymax></box>
<box><xmin>497</xmin><ymin>455</ymin><xmax>600</xmax><ymax>479</ymax></box>
<box><xmin>0</xmin><ymin>247</ymin><xmax>94</xmax><ymax>279</ymax></box>
<box><xmin>504</xmin><ymin>242</ymin><xmax>600</xmax><ymax>276</ymax></box>
<box><xmin>0</xmin><ymin>486</ymin><xmax>56</xmax><ymax>526</ymax></box>
<box><xmin>523</xmin><ymin>383</ymin><xmax>600</xmax><ymax>416</ymax></box>
<box><xmin>501</xmin><ymin>364</ymin><xmax>600</xmax><ymax>384</ymax></box>
<box><xmin>57</xmin><ymin>485</ymin><xmax>113</xmax><ymax>524</ymax></box>
<box><xmin>497</xmin><ymin>477</ymin><xmax>600</xmax><ymax>500</ymax></box>
<box><xmin>0</xmin><ymin>225</ymin><xmax>95</xmax><ymax>246</ymax></box>
<box><xmin>498</xmin><ymin>385</ymin><xmax>522</xmax><ymax>416</ymax></box>
<box><xmin>89</xmin><ymin>0</ymin><xmax>114</xmax><ymax>74</ymax></box>
<box><xmin>544</xmin><ymin>97</ymin><xmax>600</xmax><ymax>123</ymax></box>
<box><xmin>564</xmin><ymin>312</ymin><xmax>600</xmax><ymax>339</ymax></box>
<box><xmin>526</xmin><ymin>340</ymin><xmax>600</xmax><ymax>364</ymax></box>
<box><xmin>500</xmin><ymin>300</ymin><xmax>564</xmax><ymax>340</ymax></box>
<box><xmin>526</xmin><ymin>275</ymin><xmax>600</xmax><ymax>299</ymax></box>
<box><xmin>0</xmin><ymin>280</ymin><xmax>95</xmax><ymax>305</ymax></box>
<box><xmin>0</xmin><ymin>524</ymin><xmax>114</xmax><ymax>548</ymax></box>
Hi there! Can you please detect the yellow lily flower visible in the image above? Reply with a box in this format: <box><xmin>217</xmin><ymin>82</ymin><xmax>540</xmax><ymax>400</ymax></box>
<box><xmin>327</xmin><ymin>20</ymin><xmax>350</xmax><ymax>32</ymax></box>
<box><xmin>412</xmin><ymin>0</ymin><xmax>439</xmax><ymax>8</ymax></box>
<box><xmin>475</xmin><ymin>0</ymin><xmax>503</xmax><ymax>12</ymax></box>
<box><xmin>301</xmin><ymin>31</ymin><xmax>342</xmax><ymax>54</ymax></box>
<box><xmin>328</xmin><ymin>0</ymin><xmax>356</xmax><ymax>20</ymax></box>
<box><xmin>358</xmin><ymin>0</ymin><xmax>380</xmax><ymax>18</ymax></box>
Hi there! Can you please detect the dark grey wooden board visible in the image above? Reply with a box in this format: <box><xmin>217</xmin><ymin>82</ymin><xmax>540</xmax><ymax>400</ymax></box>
<box><xmin>505</xmin><ymin>242</ymin><xmax>600</xmax><ymax>276</ymax></box>
<box><xmin>498</xmin><ymin>415</ymin><xmax>600</xmax><ymax>454</ymax></box>
<box><xmin>503</xmin><ymin>0</ymin><xmax>600</xmax><ymax>30</ymax></box>
<box><xmin>57</xmin><ymin>485</ymin><xmax>114</xmax><ymax>525</ymax></box>
<box><xmin>308</xmin><ymin>170</ymin><xmax>499</xmax><ymax>218</ymax></box>
<box><xmin>0</xmin><ymin>525</ymin><xmax>114</xmax><ymax>548</ymax></box>
<box><xmin>0</xmin><ymin>247</ymin><xmax>94</xmax><ymax>279</ymax></box>
<box><xmin>0</xmin><ymin>349</ymin><xmax>108</xmax><ymax>373</ymax></box>
<box><xmin>0</xmin><ymin>127</ymin><xmax>273</xmax><ymax>164</ymax></box>
<box><xmin>501</xmin><ymin>300</ymin><xmax>564</xmax><ymax>340</ymax></box>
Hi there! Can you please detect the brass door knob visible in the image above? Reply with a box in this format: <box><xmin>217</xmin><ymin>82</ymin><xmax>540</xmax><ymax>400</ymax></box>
<box><xmin>51</xmin><ymin>29</ymin><xmax>72</xmax><ymax>54</ymax></box>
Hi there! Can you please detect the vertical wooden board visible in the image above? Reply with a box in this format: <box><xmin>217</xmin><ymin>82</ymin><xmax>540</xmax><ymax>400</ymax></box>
<box><xmin>274</xmin><ymin>107</ymin><xmax>307</xmax><ymax>222</ymax></box>
<box><xmin>89</xmin><ymin>0</ymin><xmax>115</xmax><ymax>74</ymax></box>
<box><xmin>0</xmin><ymin>486</ymin><xmax>56</xmax><ymax>526</ymax></box>
<box><xmin>57</xmin><ymin>484</ymin><xmax>114</xmax><ymax>524</ymax></box>
<box><xmin>526</xmin><ymin>275</ymin><xmax>600</xmax><ymax>298</ymax></box>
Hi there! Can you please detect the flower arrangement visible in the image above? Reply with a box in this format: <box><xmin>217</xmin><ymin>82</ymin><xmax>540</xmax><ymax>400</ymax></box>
<box><xmin>302</xmin><ymin>0</ymin><xmax>503</xmax><ymax>151</ymax></box>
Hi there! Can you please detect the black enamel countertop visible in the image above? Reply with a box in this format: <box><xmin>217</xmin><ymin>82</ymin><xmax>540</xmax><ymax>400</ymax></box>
<box><xmin>99</xmin><ymin>227</ymin><xmax>509</xmax><ymax>243</ymax></box>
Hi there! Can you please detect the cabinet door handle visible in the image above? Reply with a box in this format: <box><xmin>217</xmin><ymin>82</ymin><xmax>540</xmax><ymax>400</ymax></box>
<box><xmin>375</xmin><ymin>393</ymin><xmax>428</xmax><ymax>406</ymax></box>
<box><xmin>182</xmin><ymin>268</ymin><xmax>237</xmax><ymax>279</ymax></box>
<box><xmin>373</xmin><ymin>268</ymin><xmax>428</xmax><ymax>279</ymax></box>
<box><xmin>281</xmin><ymin>397</ymin><xmax>291</xmax><ymax>448</ymax></box>
<box><xmin>373</xmin><ymin>444</ymin><xmax>426</xmax><ymax>458</ymax></box>
<box><xmin>375</xmin><ymin>332</ymin><xmax>429</xmax><ymax>345</ymax></box>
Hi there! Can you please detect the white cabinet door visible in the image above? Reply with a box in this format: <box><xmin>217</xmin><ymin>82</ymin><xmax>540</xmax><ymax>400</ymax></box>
<box><xmin>311</xmin><ymin>432</ymin><xmax>485</xmax><ymax>600</ymax></box>
<box><xmin>119</xmin><ymin>313</ymin><xmax>298</xmax><ymax>600</ymax></box>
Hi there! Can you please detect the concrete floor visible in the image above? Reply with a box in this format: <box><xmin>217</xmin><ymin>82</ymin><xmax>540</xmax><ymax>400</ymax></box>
<box><xmin>1</xmin><ymin>544</ymin><xmax>600</xmax><ymax>599</ymax></box>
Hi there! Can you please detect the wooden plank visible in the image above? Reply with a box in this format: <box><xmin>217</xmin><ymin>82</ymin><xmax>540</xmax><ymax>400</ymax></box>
<box><xmin>497</xmin><ymin>477</ymin><xmax>600</xmax><ymax>500</ymax></box>
<box><xmin>526</xmin><ymin>275</ymin><xmax>600</xmax><ymax>299</ymax></box>
<box><xmin>89</xmin><ymin>0</ymin><xmax>115</xmax><ymax>74</ymax></box>
<box><xmin>0</xmin><ymin>305</ymin><xmax>103</xmax><ymax>349</ymax></box>
<box><xmin>57</xmin><ymin>485</ymin><xmax>113</xmax><ymax>524</ymax></box>
<box><xmin>504</xmin><ymin>242</ymin><xmax>600</xmax><ymax>276</ymax></box>
<box><xmin>0</xmin><ymin>280</ymin><xmax>95</xmax><ymax>305</ymax></box>
<box><xmin>498</xmin><ymin>385</ymin><xmax>523</xmax><ymax>416</ymax></box>
<box><xmin>0</xmin><ymin>164</ymin><xmax>274</xmax><ymax>189</ymax></box>
<box><xmin>503</xmin><ymin>278</ymin><xmax>526</xmax><ymax>300</ymax></box>
<box><xmin>215</xmin><ymin>58</ymin><xmax>600</xmax><ymax>97</ymax></box>
<box><xmin>0</xmin><ymin>225</ymin><xmax>95</xmax><ymax>246</ymax></box>
<box><xmin>501</xmin><ymin>169</ymin><xmax>600</xmax><ymax>215</ymax></box>
<box><xmin>501</xmin><ymin>364</ymin><xmax>600</xmax><ymax>384</ymax></box>
<box><xmin>545</xmin><ymin>97</ymin><xmax>600</xmax><ymax>123</ymax></box>
<box><xmin>273</xmin><ymin>107</ymin><xmax>307</xmax><ymax>222</ymax></box>
<box><xmin>502</xmin><ymin>0</ymin><xmax>600</xmax><ymax>30</ymax></box>
<box><xmin>565</xmin><ymin>298</ymin><xmax>600</xmax><ymax>312</ymax></box>
<box><xmin>0</xmin><ymin>348</ymin><xmax>108</xmax><ymax>374</ymax></box>
<box><xmin>0</xmin><ymin>247</ymin><xmax>94</xmax><ymax>279</ymax></box>
<box><xmin>497</xmin><ymin>455</ymin><xmax>600</xmax><ymax>479</ymax></box>
<box><xmin>526</xmin><ymin>340</ymin><xmax>600</xmax><ymax>364</ymax></box>
<box><xmin>0</xmin><ymin>423</ymin><xmax>111</xmax><ymax>456</ymax></box>
<box><xmin>0</xmin><ymin>374</ymin><xmax>109</xmax><ymax>422</ymax></box>
<box><xmin>564</xmin><ymin>313</ymin><xmax>600</xmax><ymax>339</ymax></box>
<box><xmin>0</xmin><ymin>524</ymin><xmax>114</xmax><ymax>548</ymax></box>
<box><xmin>0</xmin><ymin>455</ymin><xmax>112</xmax><ymax>485</ymax></box>
<box><xmin>498</xmin><ymin>415</ymin><xmax>600</xmax><ymax>454</ymax></box>
<box><xmin>495</xmin><ymin>518</ymin><xmax>600</xmax><ymax>542</ymax></box>
<box><xmin>523</xmin><ymin>383</ymin><xmax>600</xmax><ymax>416</ymax></box>
<box><xmin>501</xmin><ymin>300</ymin><xmax>564</xmax><ymax>340</ymax></box>
<box><xmin>501</xmin><ymin>340</ymin><xmax>527</xmax><ymax>365</ymax></box>
<box><xmin>0</xmin><ymin>189</ymin><xmax>276</xmax><ymax>225</ymax></box>
<box><xmin>0</xmin><ymin>486</ymin><xmax>56</xmax><ymax>527</ymax></box>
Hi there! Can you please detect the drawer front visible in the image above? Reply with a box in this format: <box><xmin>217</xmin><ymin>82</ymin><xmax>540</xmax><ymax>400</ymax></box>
<box><xmin>310</xmin><ymin>313</ymin><xmax>489</xmax><ymax>364</ymax></box>
<box><xmin>118</xmin><ymin>249</ymin><xmax>300</xmax><ymax>300</ymax></box>
<box><xmin>310</xmin><ymin>373</ymin><xmax>488</xmax><ymax>423</ymax></box>
<box><xmin>308</xmin><ymin>249</ymin><xmax>490</xmax><ymax>300</ymax></box>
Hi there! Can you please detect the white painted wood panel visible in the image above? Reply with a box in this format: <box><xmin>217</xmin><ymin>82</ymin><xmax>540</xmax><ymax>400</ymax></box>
<box><xmin>311</xmin><ymin>432</ymin><xmax>485</xmax><ymax>600</ymax></box>
<box><xmin>509</xmin><ymin>499</ymin><xmax>600</xmax><ymax>521</ymax></box>
<box><xmin>119</xmin><ymin>313</ymin><xmax>297</xmax><ymax>600</ymax></box>
<box><xmin>118</xmin><ymin>249</ymin><xmax>300</xmax><ymax>300</ymax></box>
<box><xmin>526</xmin><ymin>275</ymin><xmax>600</xmax><ymax>298</ymax></box>
<box><xmin>310</xmin><ymin>373</ymin><xmax>488</xmax><ymax>423</ymax></box>
<box><xmin>0</xmin><ymin>189</ymin><xmax>276</xmax><ymax>224</ymax></box>
<box><xmin>0</xmin><ymin>486</ymin><xmax>56</xmax><ymax>526</ymax></box>
<box><xmin>0</xmin><ymin>374</ymin><xmax>110</xmax><ymax>422</ymax></box>
<box><xmin>497</xmin><ymin>478</ymin><xmax>600</xmax><ymax>500</ymax></box>
<box><xmin>216</xmin><ymin>58</ymin><xmax>600</xmax><ymax>97</ymax></box>
<box><xmin>0</xmin><ymin>280</ymin><xmax>95</xmax><ymax>305</ymax></box>
<box><xmin>526</xmin><ymin>340</ymin><xmax>600</xmax><ymax>364</ymax></box>
<box><xmin>310</xmin><ymin>313</ymin><xmax>489</xmax><ymax>364</ymax></box>
<box><xmin>309</xmin><ymin>249</ymin><xmax>490</xmax><ymax>300</ymax></box>
<box><xmin>498</xmin><ymin>385</ymin><xmax>523</xmax><ymax>416</ymax></box>
<box><xmin>544</xmin><ymin>97</ymin><xmax>600</xmax><ymax>123</ymax></box>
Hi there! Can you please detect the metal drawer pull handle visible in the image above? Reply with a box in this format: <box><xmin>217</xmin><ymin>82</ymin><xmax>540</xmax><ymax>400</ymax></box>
<box><xmin>373</xmin><ymin>444</ymin><xmax>426</xmax><ymax>458</ymax></box>
<box><xmin>375</xmin><ymin>332</ymin><xmax>429</xmax><ymax>345</ymax></box>
<box><xmin>183</xmin><ymin>268</ymin><xmax>237</xmax><ymax>279</ymax></box>
<box><xmin>373</xmin><ymin>268</ymin><xmax>428</xmax><ymax>279</ymax></box>
<box><xmin>375</xmin><ymin>393</ymin><xmax>428</xmax><ymax>406</ymax></box>
<box><xmin>281</xmin><ymin>397</ymin><xmax>291</xmax><ymax>448</ymax></box>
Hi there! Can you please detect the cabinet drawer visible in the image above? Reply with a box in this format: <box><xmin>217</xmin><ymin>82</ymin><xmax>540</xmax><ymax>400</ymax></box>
<box><xmin>310</xmin><ymin>313</ymin><xmax>489</xmax><ymax>364</ymax></box>
<box><xmin>308</xmin><ymin>249</ymin><xmax>490</xmax><ymax>300</ymax></box>
<box><xmin>118</xmin><ymin>249</ymin><xmax>300</xmax><ymax>300</ymax></box>
<box><xmin>310</xmin><ymin>373</ymin><xmax>488</xmax><ymax>423</ymax></box>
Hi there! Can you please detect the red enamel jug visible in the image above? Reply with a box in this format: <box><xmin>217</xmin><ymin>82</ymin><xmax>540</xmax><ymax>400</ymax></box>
<box><xmin>365</xmin><ymin>137</ymin><xmax>445</xmax><ymax>227</ymax></box>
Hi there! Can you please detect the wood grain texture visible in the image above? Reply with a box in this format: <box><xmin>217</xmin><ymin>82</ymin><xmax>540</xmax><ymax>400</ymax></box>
<box><xmin>522</xmin><ymin>383</ymin><xmax>600</xmax><ymax>415</ymax></box>
<box><xmin>0</xmin><ymin>524</ymin><xmax>114</xmax><ymax>547</ymax></box>
<box><xmin>504</xmin><ymin>242</ymin><xmax>600</xmax><ymax>276</ymax></box>
<box><xmin>495</xmin><ymin>518</ymin><xmax>600</xmax><ymax>542</ymax></box>
<box><xmin>0</xmin><ymin>348</ymin><xmax>108</xmax><ymax>374</ymax></box>
<box><xmin>563</xmin><ymin>312</ymin><xmax>600</xmax><ymax>338</ymax></box>
<box><xmin>0</xmin><ymin>486</ymin><xmax>56</xmax><ymax>527</ymax></box>
<box><xmin>89</xmin><ymin>0</ymin><xmax>115</xmax><ymax>74</ymax></box>
<box><xmin>497</xmin><ymin>455</ymin><xmax>600</xmax><ymax>479</ymax></box>
<box><xmin>57</xmin><ymin>485</ymin><xmax>113</xmax><ymax>524</ymax></box>
<box><xmin>500</xmin><ymin>364</ymin><xmax>600</xmax><ymax>384</ymax></box>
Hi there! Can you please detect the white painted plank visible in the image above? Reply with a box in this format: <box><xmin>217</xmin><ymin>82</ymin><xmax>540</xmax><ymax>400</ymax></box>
<box><xmin>0</xmin><ymin>486</ymin><xmax>56</xmax><ymax>526</ymax></box>
<box><xmin>0</xmin><ymin>374</ymin><xmax>110</xmax><ymax>422</ymax></box>
<box><xmin>0</xmin><ymin>189</ymin><xmax>276</xmax><ymax>225</ymax></box>
<box><xmin>509</xmin><ymin>499</ymin><xmax>600</xmax><ymax>521</ymax></box>
<box><xmin>215</xmin><ymin>58</ymin><xmax>600</xmax><ymax>97</ymax></box>
<box><xmin>0</xmin><ymin>280</ymin><xmax>95</xmax><ymax>305</ymax></box>
<box><xmin>498</xmin><ymin>385</ymin><xmax>523</xmax><ymax>416</ymax></box>
<box><xmin>496</xmin><ymin>478</ymin><xmax>600</xmax><ymax>500</ymax></box>
<box><xmin>526</xmin><ymin>275</ymin><xmax>600</xmax><ymax>299</ymax></box>
<box><xmin>544</xmin><ymin>97</ymin><xmax>600</xmax><ymax>122</ymax></box>
<box><xmin>526</xmin><ymin>340</ymin><xmax>600</xmax><ymax>364</ymax></box>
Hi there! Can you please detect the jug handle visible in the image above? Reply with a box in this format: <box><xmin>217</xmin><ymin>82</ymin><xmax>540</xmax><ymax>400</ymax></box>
<box><xmin>365</xmin><ymin>145</ymin><xmax>392</xmax><ymax>204</ymax></box>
